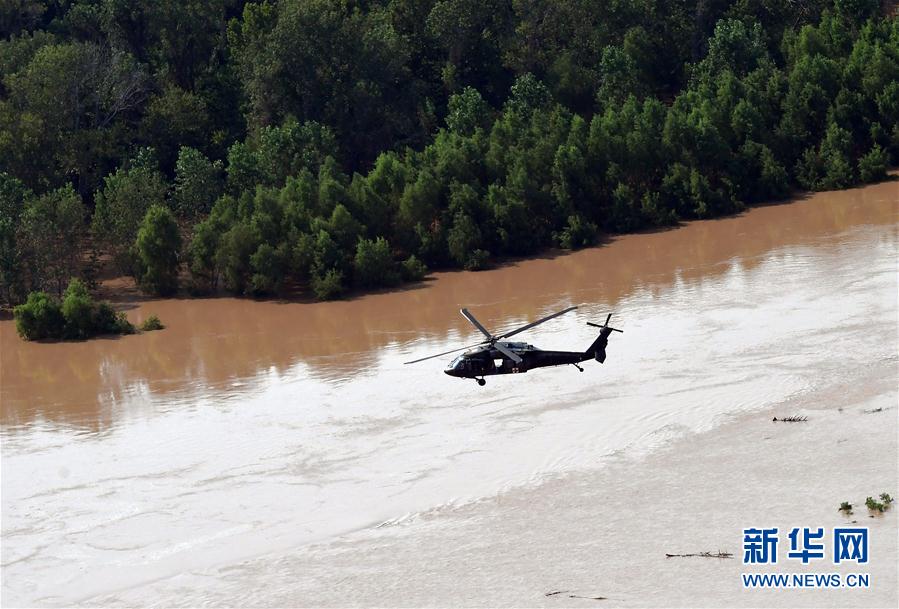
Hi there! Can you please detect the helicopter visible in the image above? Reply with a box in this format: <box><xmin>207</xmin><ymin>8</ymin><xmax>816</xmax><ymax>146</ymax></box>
<box><xmin>404</xmin><ymin>306</ymin><xmax>622</xmax><ymax>385</ymax></box>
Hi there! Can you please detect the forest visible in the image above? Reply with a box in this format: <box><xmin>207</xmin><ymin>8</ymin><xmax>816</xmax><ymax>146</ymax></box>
<box><xmin>1</xmin><ymin>0</ymin><xmax>897</xmax><ymax>310</ymax></box>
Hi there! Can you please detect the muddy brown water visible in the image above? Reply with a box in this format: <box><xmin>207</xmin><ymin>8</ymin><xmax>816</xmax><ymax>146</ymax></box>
<box><xmin>1</xmin><ymin>179</ymin><xmax>896</xmax><ymax>606</ymax></box>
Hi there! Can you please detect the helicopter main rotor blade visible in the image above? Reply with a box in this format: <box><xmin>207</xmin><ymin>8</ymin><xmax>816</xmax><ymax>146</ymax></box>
<box><xmin>460</xmin><ymin>308</ymin><xmax>494</xmax><ymax>340</ymax></box>
<box><xmin>497</xmin><ymin>305</ymin><xmax>578</xmax><ymax>340</ymax></box>
<box><xmin>403</xmin><ymin>342</ymin><xmax>483</xmax><ymax>365</ymax></box>
<box><xmin>493</xmin><ymin>341</ymin><xmax>523</xmax><ymax>364</ymax></box>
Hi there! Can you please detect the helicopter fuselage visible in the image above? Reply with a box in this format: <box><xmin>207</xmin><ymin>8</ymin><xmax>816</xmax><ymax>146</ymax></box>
<box><xmin>444</xmin><ymin>342</ymin><xmax>592</xmax><ymax>378</ymax></box>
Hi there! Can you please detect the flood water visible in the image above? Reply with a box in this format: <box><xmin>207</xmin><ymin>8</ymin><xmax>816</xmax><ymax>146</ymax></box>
<box><xmin>1</xmin><ymin>180</ymin><xmax>897</xmax><ymax>606</ymax></box>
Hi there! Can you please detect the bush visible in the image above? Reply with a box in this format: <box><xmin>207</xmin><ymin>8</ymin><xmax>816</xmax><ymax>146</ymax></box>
<box><xmin>354</xmin><ymin>237</ymin><xmax>400</xmax><ymax>288</ymax></box>
<box><xmin>13</xmin><ymin>279</ymin><xmax>135</xmax><ymax>340</ymax></box>
<box><xmin>14</xmin><ymin>291</ymin><xmax>64</xmax><ymax>340</ymax></box>
<box><xmin>464</xmin><ymin>248</ymin><xmax>490</xmax><ymax>271</ymax></box>
<box><xmin>94</xmin><ymin>302</ymin><xmax>135</xmax><ymax>335</ymax></box>
<box><xmin>311</xmin><ymin>268</ymin><xmax>345</xmax><ymax>300</ymax></box>
<box><xmin>61</xmin><ymin>278</ymin><xmax>94</xmax><ymax>339</ymax></box>
<box><xmin>401</xmin><ymin>255</ymin><xmax>428</xmax><ymax>281</ymax></box>
<box><xmin>555</xmin><ymin>214</ymin><xmax>598</xmax><ymax>250</ymax></box>
<box><xmin>858</xmin><ymin>145</ymin><xmax>889</xmax><ymax>183</ymax></box>
<box><xmin>139</xmin><ymin>315</ymin><xmax>164</xmax><ymax>331</ymax></box>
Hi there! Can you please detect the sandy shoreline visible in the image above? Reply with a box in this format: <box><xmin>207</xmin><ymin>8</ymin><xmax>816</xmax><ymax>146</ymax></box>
<box><xmin>84</xmin><ymin>353</ymin><xmax>898</xmax><ymax>607</ymax></box>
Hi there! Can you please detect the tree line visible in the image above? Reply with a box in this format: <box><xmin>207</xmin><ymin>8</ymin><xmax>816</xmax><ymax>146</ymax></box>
<box><xmin>1</xmin><ymin>0</ymin><xmax>896</xmax><ymax>305</ymax></box>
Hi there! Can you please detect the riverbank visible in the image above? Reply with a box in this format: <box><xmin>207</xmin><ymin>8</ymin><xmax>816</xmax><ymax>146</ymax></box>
<box><xmin>82</xmin><ymin>355</ymin><xmax>898</xmax><ymax>607</ymax></box>
<box><xmin>70</xmin><ymin>175</ymin><xmax>899</xmax><ymax>308</ymax></box>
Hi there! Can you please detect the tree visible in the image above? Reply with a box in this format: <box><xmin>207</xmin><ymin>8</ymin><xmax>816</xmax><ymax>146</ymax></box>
<box><xmin>140</xmin><ymin>85</ymin><xmax>210</xmax><ymax>171</ymax></box>
<box><xmin>173</xmin><ymin>146</ymin><xmax>223</xmax><ymax>218</ymax></box>
<box><xmin>447</xmin><ymin>211</ymin><xmax>486</xmax><ymax>269</ymax></box>
<box><xmin>446</xmin><ymin>87</ymin><xmax>492</xmax><ymax>135</ymax></box>
<box><xmin>135</xmin><ymin>204</ymin><xmax>181</xmax><ymax>295</ymax></box>
<box><xmin>250</xmin><ymin>242</ymin><xmax>287</xmax><ymax>295</ymax></box>
<box><xmin>18</xmin><ymin>184</ymin><xmax>85</xmax><ymax>296</ymax></box>
<box><xmin>229</xmin><ymin>0</ymin><xmax>418</xmax><ymax>168</ymax></box>
<box><xmin>354</xmin><ymin>237</ymin><xmax>400</xmax><ymax>288</ymax></box>
<box><xmin>0</xmin><ymin>41</ymin><xmax>147</xmax><ymax>194</ymax></box>
<box><xmin>858</xmin><ymin>144</ymin><xmax>888</xmax><ymax>183</ymax></box>
<box><xmin>92</xmin><ymin>154</ymin><xmax>168</xmax><ymax>272</ymax></box>
<box><xmin>0</xmin><ymin>172</ymin><xmax>30</xmax><ymax>303</ymax></box>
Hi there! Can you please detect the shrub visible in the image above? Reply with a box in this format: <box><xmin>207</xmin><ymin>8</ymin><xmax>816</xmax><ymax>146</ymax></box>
<box><xmin>94</xmin><ymin>302</ymin><xmax>134</xmax><ymax>335</ymax></box>
<box><xmin>139</xmin><ymin>315</ymin><xmax>164</xmax><ymax>331</ymax></box>
<box><xmin>858</xmin><ymin>145</ymin><xmax>889</xmax><ymax>183</ymax></box>
<box><xmin>464</xmin><ymin>248</ymin><xmax>490</xmax><ymax>271</ymax></box>
<box><xmin>13</xmin><ymin>291</ymin><xmax>64</xmax><ymax>340</ymax></box>
<box><xmin>401</xmin><ymin>255</ymin><xmax>428</xmax><ymax>281</ymax></box>
<box><xmin>311</xmin><ymin>268</ymin><xmax>345</xmax><ymax>300</ymax></box>
<box><xmin>838</xmin><ymin>501</ymin><xmax>853</xmax><ymax>512</ymax></box>
<box><xmin>13</xmin><ymin>280</ymin><xmax>136</xmax><ymax>340</ymax></box>
<box><xmin>555</xmin><ymin>214</ymin><xmax>598</xmax><ymax>250</ymax></box>
<box><xmin>865</xmin><ymin>496</ymin><xmax>886</xmax><ymax>512</ymax></box>
<box><xmin>354</xmin><ymin>237</ymin><xmax>400</xmax><ymax>288</ymax></box>
<box><xmin>61</xmin><ymin>278</ymin><xmax>94</xmax><ymax>339</ymax></box>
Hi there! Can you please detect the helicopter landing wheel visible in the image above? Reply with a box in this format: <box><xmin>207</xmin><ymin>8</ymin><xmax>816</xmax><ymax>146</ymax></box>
<box><xmin>476</xmin><ymin>378</ymin><xmax>486</xmax><ymax>386</ymax></box>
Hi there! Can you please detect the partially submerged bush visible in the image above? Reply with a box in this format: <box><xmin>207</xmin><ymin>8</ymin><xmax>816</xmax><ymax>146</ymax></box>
<box><xmin>311</xmin><ymin>268</ymin><xmax>345</xmax><ymax>300</ymax></box>
<box><xmin>838</xmin><ymin>501</ymin><xmax>853</xmax><ymax>513</ymax></box>
<box><xmin>139</xmin><ymin>315</ymin><xmax>164</xmax><ymax>331</ymax></box>
<box><xmin>865</xmin><ymin>496</ymin><xmax>886</xmax><ymax>512</ymax></box>
<box><xmin>14</xmin><ymin>279</ymin><xmax>135</xmax><ymax>340</ymax></box>
<box><xmin>401</xmin><ymin>255</ymin><xmax>428</xmax><ymax>282</ymax></box>
<box><xmin>14</xmin><ymin>291</ymin><xmax>65</xmax><ymax>340</ymax></box>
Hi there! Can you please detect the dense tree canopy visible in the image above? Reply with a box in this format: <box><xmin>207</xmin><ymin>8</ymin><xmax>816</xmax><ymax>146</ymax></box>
<box><xmin>1</xmin><ymin>0</ymin><xmax>896</xmax><ymax>304</ymax></box>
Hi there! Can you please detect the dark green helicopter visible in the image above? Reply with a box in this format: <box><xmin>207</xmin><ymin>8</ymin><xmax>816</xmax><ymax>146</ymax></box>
<box><xmin>404</xmin><ymin>306</ymin><xmax>622</xmax><ymax>385</ymax></box>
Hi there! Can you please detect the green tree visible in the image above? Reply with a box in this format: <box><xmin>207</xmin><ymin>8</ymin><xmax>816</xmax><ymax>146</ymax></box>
<box><xmin>447</xmin><ymin>211</ymin><xmax>487</xmax><ymax>269</ymax></box>
<box><xmin>92</xmin><ymin>154</ymin><xmax>168</xmax><ymax>272</ymax></box>
<box><xmin>173</xmin><ymin>146</ymin><xmax>223</xmax><ymax>218</ymax></box>
<box><xmin>858</xmin><ymin>144</ymin><xmax>888</xmax><ymax>183</ymax></box>
<box><xmin>0</xmin><ymin>172</ymin><xmax>30</xmax><ymax>303</ymax></box>
<box><xmin>446</xmin><ymin>87</ymin><xmax>492</xmax><ymax>135</ymax></box>
<box><xmin>19</xmin><ymin>184</ymin><xmax>85</xmax><ymax>296</ymax></box>
<box><xmin>0</xmin><ymin>41</ymin><xmax>147</xmax><ymax>194</ymax></box>
<box><xmin>354</xmin><ymin>237</ymin><xmax>400</xmax><ymax>288</ymax></box>
<box><xmin>135</xmin><ymin>204</ymin><xmax>181</xmax><ymax>295</ymax></box>
<box><xmin>140</xmin><ymin>85</ymin><xmax>210</xmax><ymax>171</ymax></box>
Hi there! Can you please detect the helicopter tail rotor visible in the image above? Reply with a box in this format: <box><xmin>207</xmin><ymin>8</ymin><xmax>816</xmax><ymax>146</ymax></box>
<box><xmin>585</xmin><ymin>313</ymin><xmax>623</xmax><ymax>363</ymax></box>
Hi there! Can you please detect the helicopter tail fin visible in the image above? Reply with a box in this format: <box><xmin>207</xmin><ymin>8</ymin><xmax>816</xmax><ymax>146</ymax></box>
<box><xmin>585</xmin><ymin>314</ymin><xmax>623</xmax><ymax>363</ymax></box>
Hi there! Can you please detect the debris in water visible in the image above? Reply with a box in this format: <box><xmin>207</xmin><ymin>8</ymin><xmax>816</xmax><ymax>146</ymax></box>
<box><xmin>665</xmin><ymin>551</ymin><xmax>733</xmax><ymax>559</ymax></box>
<box><xmin>545</xmin><ymin>590</ymin><xmax>607</xmax><ymax>600</ymax></box>
<box><xmin>772</xmin><ymin>415</ymin><xmax>807</xmax><ymax>422</ymax></box>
